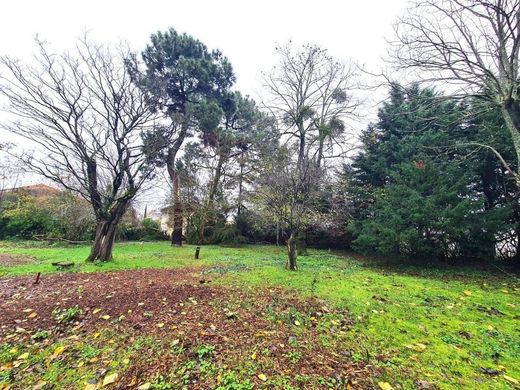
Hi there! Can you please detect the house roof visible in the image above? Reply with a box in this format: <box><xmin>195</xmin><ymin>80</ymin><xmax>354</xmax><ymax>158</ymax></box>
<box><xmin>4</xmin><ymin>184</ymin><xmax>61</xmax><ymax>198</ymax></box>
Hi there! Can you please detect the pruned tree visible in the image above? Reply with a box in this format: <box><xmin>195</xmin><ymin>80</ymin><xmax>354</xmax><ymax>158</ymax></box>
<box><xmin>392</xmin><ymin>0</ymin><xmax>520</xmax><ymax>185</ymax></box>
<box><xmin>0</xmin><ymin>38</ymin><xmax>160</xmax><ymax>261</ymax></box>
<box><xmin>130</xmin><ymin>28</ymin><xmax>235</xmax><ymax>246</ymax></box>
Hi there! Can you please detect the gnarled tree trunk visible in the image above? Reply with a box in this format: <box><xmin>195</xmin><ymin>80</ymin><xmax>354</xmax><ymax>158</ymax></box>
<box><xmin>88</xmin><ymin>220</ymin><xmax>118</xmax><ymax>261</ymax></box>
<box><xmin>87</xmin><ymin>202</ymin><xmax>128</xmax><ymax>262</ymax></box>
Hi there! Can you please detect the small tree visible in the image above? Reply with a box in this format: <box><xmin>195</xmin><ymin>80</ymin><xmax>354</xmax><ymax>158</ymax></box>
<box><xmin>0</xmin><ymin>38</ymin><xmax>160</xmax><ymax>261</ymax></box>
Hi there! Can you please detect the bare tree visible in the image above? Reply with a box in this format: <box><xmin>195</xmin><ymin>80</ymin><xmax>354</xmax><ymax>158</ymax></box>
<box><xmin>0</xmin><ymin>38</ymin><xmax>160</xmax><ymax>261</ymax></box>
<box><xmin>392</xmin><ymin>0</ymin><xmax>520</xmax><ymax>184</ymax></box>
<box><xmin>263</xmin><ymin>42</ymin><xmax>359</xmax><ymax>171</ymax></box>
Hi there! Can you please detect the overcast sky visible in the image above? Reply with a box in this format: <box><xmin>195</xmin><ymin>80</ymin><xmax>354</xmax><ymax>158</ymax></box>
<box><xmin>1</xmin><ymin>0</ymin><xmax>410</xmax><ymax>97</ymax></box>
<box><xmin>0</xmin><ymin>0</ymin><xmax>411</xmax><ymax>207</ymax></box>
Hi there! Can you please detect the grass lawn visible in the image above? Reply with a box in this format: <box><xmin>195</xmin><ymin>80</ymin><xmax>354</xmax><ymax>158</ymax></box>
<box><xmin>0</xmin><ymin>241</ymin><xmax>518</xmax><ymax>389</ymax></box>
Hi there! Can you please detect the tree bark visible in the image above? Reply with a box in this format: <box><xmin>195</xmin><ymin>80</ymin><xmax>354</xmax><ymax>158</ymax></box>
<box><xmin>170</xmin><ymin>168</ymin><xmax>183</xmax><ymax>246</ymax></box>
<box><xmin>166</xmin><ymin>124</ymin><xmax>189</xmax><ymax>247</ymax></box>
<box><xmin>286</xmin><ymin>232</ymin><xmax>297</xmax><ymax>270</ymax></box>
<box><xmin>237</xmin><ymin>151</ymin><xmax>245</xmax><ymax>216</ymax></box>
<box><xmin>87</xmin><ymin>219</ymin><xmax>120</xmax><ymax>262</ymax></box>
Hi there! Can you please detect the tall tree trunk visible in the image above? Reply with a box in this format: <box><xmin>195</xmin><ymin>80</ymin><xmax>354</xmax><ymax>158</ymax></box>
<box><xmin>237</xmin><ymin>151</ymin><xmax>245</xmax><ymax>216</ymax></box>
<box><xmin>297</xmin><ymin>132</ymin><xmax>306</xmax><ymax>173</ymax></box>
<box><xmin>316</xmin><ymin>133</ymin><xmax>325</xmax><ymax>168</ymax></box>
<box><xmin>501</xmin><ymin>102</ymin><xmax>520</xmax><ymax>185</ymax></box>
<box><xmin>286</xmin><ymin>232</ymin><xmax>297</xmax><ymax>270</ymax></box>
<box><xmin>166</xmin><ymin>124</ymin><xmax>189</xmax><ymax>247</ymax></box>
<box><xmin>169</xmin><ymin>168</ymin><xmax>183</xmax><ymax>247</ymax></box>
<box><xmin>198</xmin><ymin>152</ymin><xmax>226</xmax><ymax>245</ymax></box>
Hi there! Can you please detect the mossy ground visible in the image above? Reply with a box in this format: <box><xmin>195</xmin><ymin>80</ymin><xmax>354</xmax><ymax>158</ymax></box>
<box><xmin>0</xmin><ymin>241</ymin><xmax>518</xmax><ymax>389</ymax></box>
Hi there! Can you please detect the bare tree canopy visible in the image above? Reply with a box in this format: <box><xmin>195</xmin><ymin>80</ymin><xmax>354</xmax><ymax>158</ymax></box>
<box><xmin>263</xmin><ymin>42</ymin><xmax>360</xmax><ymax>170</ymax></box>
<box><xmin>392</xmin><ymin>0</ymin><xmax>520</xmax><ymax>184</ymax></box>
<box><xmin>0</xmin><ymin>37</ymin><xmax>160</xmax><ymax>261</ymax></box>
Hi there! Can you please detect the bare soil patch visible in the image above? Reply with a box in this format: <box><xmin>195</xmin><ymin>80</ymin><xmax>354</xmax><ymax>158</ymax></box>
<box><xmin>0</xmin><ymin>268</ymin><xmax>374</xmax><ymax>389</ymax></box>
<box><xmin>0</xmin><ymin>253</ymin><xmax>34</xmax><ymax>267</ymax></box>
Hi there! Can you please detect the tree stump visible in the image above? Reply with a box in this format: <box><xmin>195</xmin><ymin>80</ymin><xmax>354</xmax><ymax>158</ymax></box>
<box><xmin>51</xmin><ymin>261</ymin><xmax>74</xmax><ymax>270</ymax></box>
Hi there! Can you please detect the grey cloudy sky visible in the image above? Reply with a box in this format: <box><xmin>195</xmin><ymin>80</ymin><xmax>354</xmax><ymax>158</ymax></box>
<box><xmin>1</xmin><ymin>0</ymin><xmax>409</xmax><ymax>97</ymax></box>
<box><xmin>0</xmin><ymin>0</ymin><xmax>410</xmax><ymax>205</ymax></box>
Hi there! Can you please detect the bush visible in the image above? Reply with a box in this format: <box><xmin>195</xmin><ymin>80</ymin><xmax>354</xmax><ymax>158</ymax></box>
<box><xmin>0</xmin><ymin>195</ymin><xmax>57</xmax><ymax>239</ymax></box>
<box><xmin>117</xmin><ymin>218</ymin><xmax>167</xmax><ymax>241</ymax></box>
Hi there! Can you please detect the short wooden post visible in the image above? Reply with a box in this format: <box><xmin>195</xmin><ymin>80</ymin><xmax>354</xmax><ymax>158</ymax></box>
<box><xmin>195</xmin><ymin>246</ymin><xmax>201</xmax><ymax>259</ymax></box>
<box><xmin>34</xmin><ymin>272</ymin><xmax>41</xmax><ymax>285</ymax></box>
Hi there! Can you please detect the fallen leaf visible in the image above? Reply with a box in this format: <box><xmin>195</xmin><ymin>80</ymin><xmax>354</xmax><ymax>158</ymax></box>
<box><xmin>102</xmin><ymin>372</ymin><xmax>118</xmax><ymax>387</ymax></box>
<box><xmin>100</xmin><ymin>315</ymin><xmax>110</xmax><ymax>320</ymax></box>
<box><xmin>463</xmin><ymin>290</ymin><xmax>472</xmax><ymax>296</ymax></box>
<box><xmin>378</xmin><ymin>382</ymin><xmax>394</xmax><ymax>390</ymax></box>
<box><xmin>138</xmin><ymin>384</ymin><xmax>151</xmax><ymax>390</ymax></box>
<box><xmin>258</xmin><ymin>373</ymin><xmax>267</xmax><ymax>382</ymax></box>
<box><xmin>504</xmin><ymin>375</ymin><xmax>519</xmax><ymax>385</ymax></box>
<box><xmin>156</xmin><ymin>323</ymin><xmax>165</xmax><ymax>328</ymax></box>
<box><xmin>93</xmin><ymin>308</ymin><xmax>102</xmax><ymax>314</ymax></box>
<box><xmin>251</xmin><ymin>352</ymin><xmax>257</xmax><ymax>360</ymax></box>
<box><xmin>17</xmin><ymin>352</ymin><xmax>29</xmax><ymax>360</ymax></box>
<box><xmin>294</xmin><ymin>320</ymin><xmax>301</xmax><ymax>326</ymax></box>
<box><xmin>27</xmin><ymin>312</ymin><xmax>37</xmax><ymax>319</ymax></box>
<box><xmin>50</xmin><ymin>346</ymin><xmax>66</xmax><ymax>360</ymax></box>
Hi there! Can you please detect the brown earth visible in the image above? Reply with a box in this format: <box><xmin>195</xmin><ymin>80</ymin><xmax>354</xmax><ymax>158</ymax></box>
<box><xmin>0</xmin><ymin>254</ymin><xmax>34</xmax><ymax>267</ymax></box>
<box><xmin>0</xmin><ymin>268</ymin><xmax>374</xmax><ymax>389</ymax></box>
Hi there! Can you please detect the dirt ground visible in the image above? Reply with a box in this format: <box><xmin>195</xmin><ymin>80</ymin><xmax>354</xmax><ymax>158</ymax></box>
<box><xmin>0</xmin><ymin>268</ymin><xmax>374</xmax><ymax>389</ymax></box>
<box><xmin>0</xmin><ymin>254</ymin><xmax>34</xmax><ymax>267</ymax></box>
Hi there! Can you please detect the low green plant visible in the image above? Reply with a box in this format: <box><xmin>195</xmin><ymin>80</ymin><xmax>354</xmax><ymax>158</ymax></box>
<box><xmin>215</xmin><ymin>371</ymin><xmax>253</xmax><ymax>390</ymax></box>
<box><xmin>52</xmin><ymin>305</ymin><xmax>81</xmax><ymax>323</ymax></box>
<box><xmin>31</xmin><ymin>330</ymin><xmax>50</xmax><ymax>341</ymax></box>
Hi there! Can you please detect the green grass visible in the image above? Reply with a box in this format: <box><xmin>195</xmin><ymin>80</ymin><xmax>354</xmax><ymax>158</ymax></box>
<box><xmin>0</xmin><ymin>240</ymin><xmax>518</xmax><ymax>389</ymax></box>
